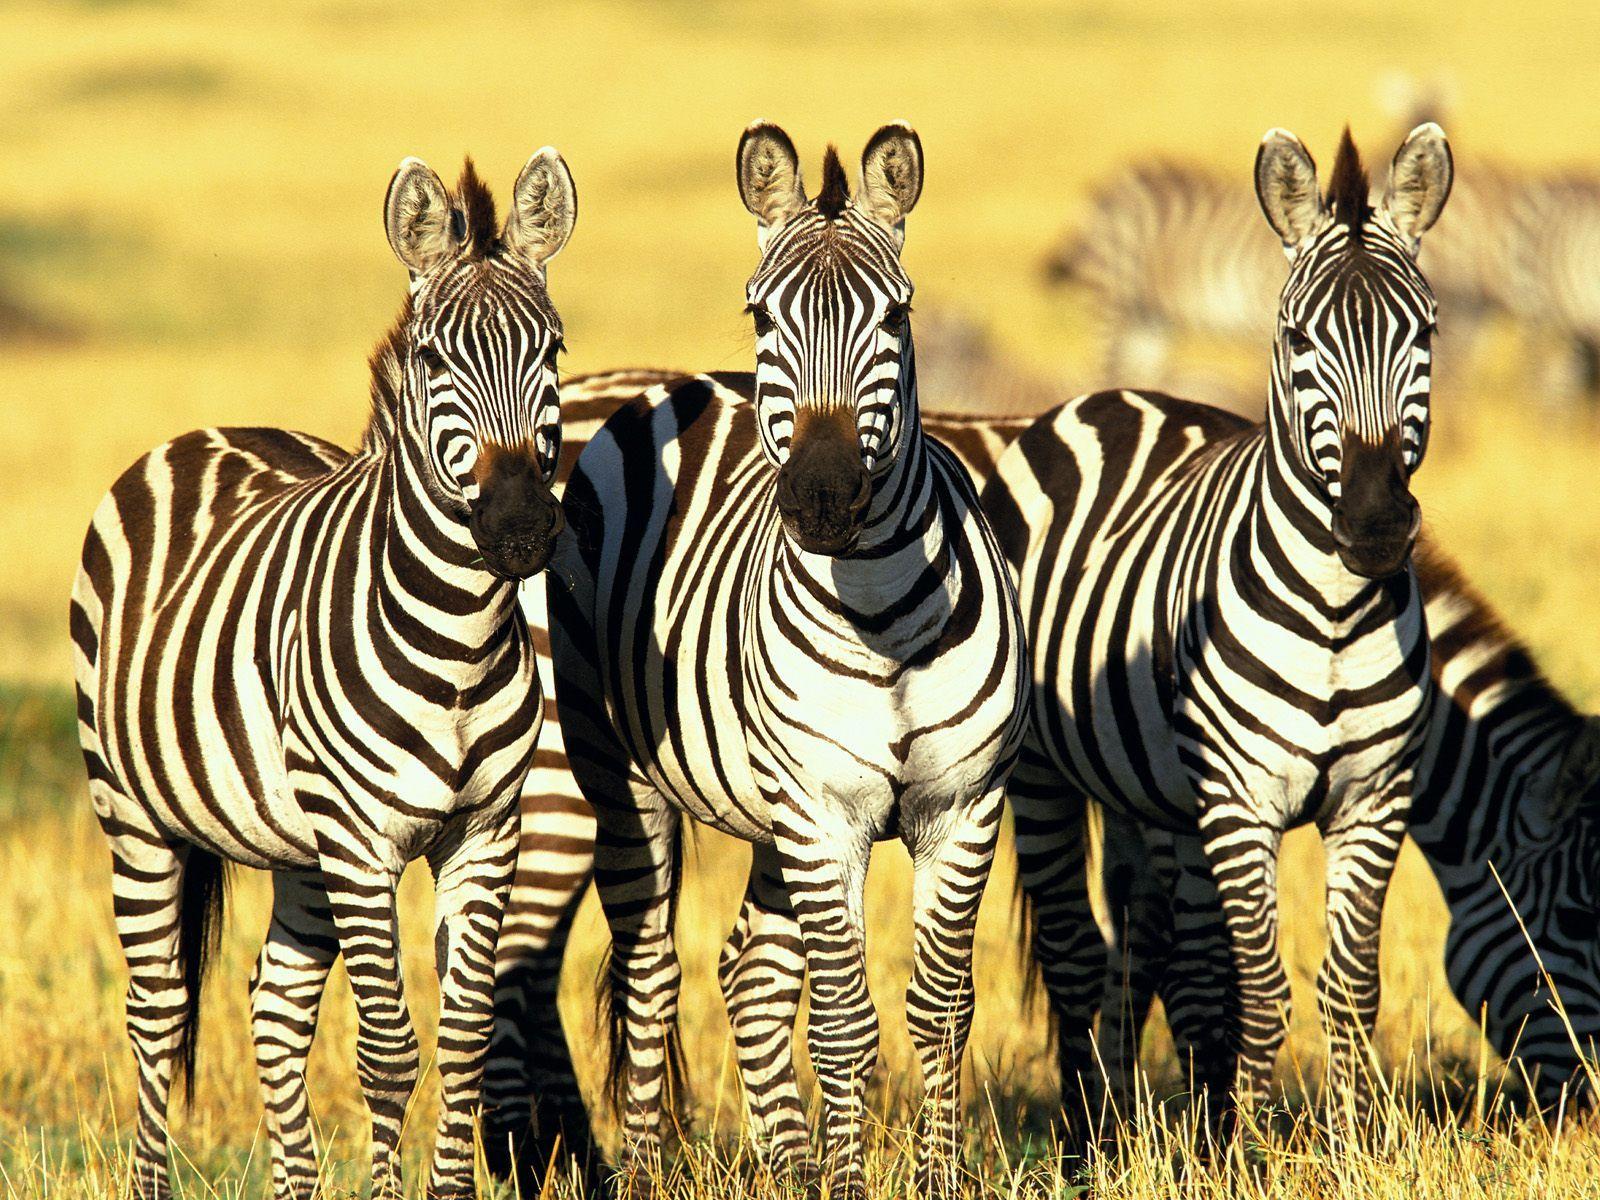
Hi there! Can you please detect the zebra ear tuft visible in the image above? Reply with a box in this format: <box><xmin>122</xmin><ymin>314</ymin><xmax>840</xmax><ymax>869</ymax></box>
<box><xmin>1255</xmin><ymin>129</ymin><xmax>1325</xmax><ymax>255</ymax></box>
<box><xmin>1555</xmin><ymin>716</ymin><xmax>1600</xmax><ymax>820</ymax></box>
<box><xmin>504</xmin><ymin>147</ymin><xmax>578</xmax><ymax>268</ymax></box>
<box><xmin>738</xmin><ymin>121</ymin><xmax>807</xmax><ymax>250</ymax></box>
<box><xmin>386</xmin><ymin>157</ymin><xmax>460</xmax><ymax>276</ymax></box>
<box><xmin>1381</xmin><ymin>122</ymin><xmax>1453</xmax><ymax>251</ymax></box>
<box><xmin>859</xmin><ymin>122</ymin><xmax>923</xmax><ymax>243</ymax></box>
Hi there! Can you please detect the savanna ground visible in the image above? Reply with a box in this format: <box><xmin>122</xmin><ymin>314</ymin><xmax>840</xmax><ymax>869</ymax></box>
<box><xmin>5</xmin><ymin>1</ymin><xmax>1600</xmax><ymax>1196</ymax></box>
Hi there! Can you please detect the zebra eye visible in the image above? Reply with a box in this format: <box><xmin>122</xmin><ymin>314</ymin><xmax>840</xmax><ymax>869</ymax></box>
<box><xmin>882</xmin><ymin>302</ymin><xmax>912</xmax><ymax>335</ymax></box>
<box><xmin>416</xmin><ymin>345</ymin><xmax>449</xmax><ymax>378</ymax></box>
<box><xmin>543</xmin><ymin>337</ymin><xmax>566</xmax><ymax>369</ymax></box>
<box><xmin>746</xmin><ymin>303</ymin><xmax>774</xmax><ymax>337</ymax></box>
<box><xmin>1285</xmin><ymin>328</ymin><xmax>1314</xmax><ymax>357</ymax></box>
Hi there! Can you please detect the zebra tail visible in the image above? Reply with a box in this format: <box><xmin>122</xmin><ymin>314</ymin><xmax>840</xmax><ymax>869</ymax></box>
<box><xmin>175</xmin><ymin>847</ymin><xmax>230</xmax><ymax>1104</ymax></box>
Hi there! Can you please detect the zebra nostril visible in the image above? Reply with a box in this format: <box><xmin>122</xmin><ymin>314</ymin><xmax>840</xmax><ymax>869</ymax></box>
<box><xmin>848</xmin><ymin>470</ymin><xmax>871</xmax><ymax>515</ymax></box>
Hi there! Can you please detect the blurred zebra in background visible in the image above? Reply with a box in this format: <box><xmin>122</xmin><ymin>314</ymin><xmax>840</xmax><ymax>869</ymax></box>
<box><xmin>1043</xmin><ymin>136</ymin><xmax>1600</xmax><ymax>405</ymax></box>
<box><xmin>1086</xmin><ymin>539</ymin><xmax>1600</xmax><ymax>1116</ymax></box>
<box><xmin>71</xmin><ymin>151</ymin><xmax>577</xmax><ymax>1200</ymax></box>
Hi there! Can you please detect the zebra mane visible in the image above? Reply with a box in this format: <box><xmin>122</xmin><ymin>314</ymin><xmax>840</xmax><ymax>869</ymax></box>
<box><xmin>816</xmin><ymin>145</ymin><xmax>851</xmax><ymax>219</ymax></box>
<box><xmin>454</xmin><ymin>157</ymin><xmax>501</xmax><ymax>260</ymax></box>
<box><xmin>361</xmin><ymin>295</ymin><xmax>411</xmax><ymax>454</ymax></box>
<box><xmin>1325</xmin><ymin>127</ymin><xmax>1371</xmax><ymax>228</ymax></box>
<box><xmin>1413</xmin><ymin>534</ymin><xmax>1574</xmax><ymax>723</ymax></box>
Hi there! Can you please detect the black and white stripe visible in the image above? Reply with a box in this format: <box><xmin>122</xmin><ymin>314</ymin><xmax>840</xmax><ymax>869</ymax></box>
<box><xmin>543</xmin><ymin>123</ymin><xmax>1025</xmax><ymax>1199</ymax></box>
<box><xmin>984</xmin><ymin>125</ymin><xmax>1453</xmax><ymax>1140</ymax></box>
<box><xmin>70</xmin><ymin>151</ymin><xmax>576</xmax><ymax>1200</ymax></box>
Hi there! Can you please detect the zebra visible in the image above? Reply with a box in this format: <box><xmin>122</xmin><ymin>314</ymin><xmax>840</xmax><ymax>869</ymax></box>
<box><xmin>69</xmin><ymin>150</ymin><xmax>577</xmax><ymax>1200</ymax></box>
<box><xmin>542</xmin><ymin>122</ymin><xmax>1027</xmax><ymax>1197</ymax></box>
<box><xmin>1080</xmin><ymin>537</ymin><xmax>1600</xmax><ymax>1117</ymax></box>
<box><xmin>982</xmin><ymin>124</ymin><xmax>1454</xmax><ymax>1140</ymax></box>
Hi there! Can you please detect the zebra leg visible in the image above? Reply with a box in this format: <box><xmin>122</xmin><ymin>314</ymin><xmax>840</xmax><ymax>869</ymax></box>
<box><xmin>1007</xmin><ymin>746</ymin><xmax>1105</xmax><ymax>1154</ymax></box>
<box><xmin>1196</xmin><ymin>812</ymin><xmax>1290</xmax><ymax>1118</ymax></box>
<box><xmin>904</xmin><ymin>784</ymin><xmax>1005</xmax><ymax>1200</ymax></box>
<box><xmin>773</xmin><ymin>806</ymin><xmax>876</xmax><ymax>1200</ymax></box>
<box><xmin>1145</xmin><ymin>831</ymin><xmax>1237</xmax><ymax>1143</ymax></box>
<box><xmin>593</xmin><ymin>787</ymin><xmax>684</xmax><ymax>1186</ymax></box>
<box><xmin>1094</xmin><ymin>811</ymin><xmax>1174</xmax><ymax>1123</ymax></box>
<box><xmin>483</xmin><ymin>792</ymin><xmax>597</xmax><ymax>1195</ymax></box>
<box><xmin>316</xmin><ymin>848</ymin><xmax>415</xmax><ymax>1198</ymax></box>
<box><xmin>249</xmin><ymin>870</ymin><xmax>339</xmax><ymax>1199</ymax></box>
<box><xmin>717</xmin><ymin>843</ymin><xmax>813</xmax><ymax>1180</ymax></box>
<box><xmin>1316</xmin><ymin>812</ymin><xmax>1405</xmax><ymax>1128</ymax></box>
<box><xmin>104</xmin><ymin>811</ymin><xmax>186</xmax><ymax>1200</ymax></box>
<box><xmin>425</xmin><ymin>805</ymin><xmax>521</xmax><ymax>1199</ymax></box>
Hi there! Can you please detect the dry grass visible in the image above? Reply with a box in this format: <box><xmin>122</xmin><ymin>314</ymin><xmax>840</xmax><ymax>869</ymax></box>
<box><xmin>5</xmin><ymin>0</ymin><xmax>1600</xmax><ymax>1195</ymax></box>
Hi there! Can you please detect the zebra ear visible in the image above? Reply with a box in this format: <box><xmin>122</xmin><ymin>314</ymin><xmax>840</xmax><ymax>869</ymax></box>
<box><xmin>1381</xmin><ymin>122</ymin><xmax>1453</xmax><ymax>251</ymax></box>
<box><xmin>859</xmin><ymin>122</ymin><xmax>923</xmax><ymax>243</ymax></box>
<box><xmin>738</xmin><ymin>121</ymin><xmax>807</xmax><ymax>250</ymax></box>
<box><xmin>385</xmin><ymin>157</ymin><xmax>461</xmax><ymax>276</ymax></box>
<box><xmin>504</xmin><ymin>147</ymin><xmax>578</xmax><ymax>268</ymax></box>
<box><xmin>1555</xmin><ymin>716</ymin><xmax>1600</xmax><ymax>820</ymax></box>
<box><xmin>1255</xmin><ymin>129</ymin><xmax>1325</xmax><ymax>255</ymax></box>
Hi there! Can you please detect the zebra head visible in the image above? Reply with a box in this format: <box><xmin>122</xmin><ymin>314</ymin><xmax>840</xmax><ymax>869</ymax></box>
<box><xmin>737</xmin><ymin>121</ymin><xmax>923</xmax><ymax>556</ymax></box>
<box><xmin>384</xmin><ymin>151</ymin><xmax>577</xmax><ymax>579</ymax></box>
<box><xmin>1256</xmin><ymin>124</ymin><xmax>1453</xmax><ymax>579</ymax></box>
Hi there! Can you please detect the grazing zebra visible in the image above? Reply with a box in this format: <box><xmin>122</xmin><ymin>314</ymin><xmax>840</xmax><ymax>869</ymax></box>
<box><xmin>1083</xmin><ymin>538</ymin><xmax>1600</xmax><ymax>1113</ymax></box>
<box><xmin>544</xmin><ymin>122</ymin><xmax>1027</xmax><ymax>1197</ymax></box>
<box><xmin>984</xmin><ymin>124</ymin><xmax>1453</xmax><ymax>1138</ymax></box>
<box><xmin>70</xmin><ymin>150</ymin><xmax>577</xmax><ymax>1200</ymax></box>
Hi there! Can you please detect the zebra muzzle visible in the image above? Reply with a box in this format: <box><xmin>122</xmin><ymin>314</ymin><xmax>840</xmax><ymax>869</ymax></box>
<box><xmin>469</xmin><ymin>447</ymin><xmax>563</xmax><ymax>580</ymax></box>
<box><xmin>1331</xmin><ymin>431</ymin><xmax>1420</xmax><ymax>580</ymax></box>
<box><xmin>776</xmin><ymin>414</ymin><xmax>873</xmax><ymax>557</ymax></box>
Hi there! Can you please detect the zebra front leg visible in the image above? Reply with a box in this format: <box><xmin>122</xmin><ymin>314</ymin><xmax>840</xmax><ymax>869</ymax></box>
<box><xmin>1316</xmin><ymin>811</ymin><xmax>1405</xmax><ymax>1129</ymax></box>
<box><xmin>1008</xmin><ymin>748</ymin><xmax>1105</xmax><ymax>1155</ymax></box>
<box><xmin>593</xmin><ymin>788</ymin><xmax>684</xmax><ymax>1190</ymax></box>
<box><xmin>717</xmin><ymin>842</ymin><xmax>813</xmax><ymax>1181</ymax></box>
<box><xmin>483</xmin><ymin>792</ymin><xmax>598</xmax><ymax>1195</ymax></box>
<box><xmin>774</xmin><ymin>805</ymin><xmax>877</xmax><ymax>1200</ymax></box>
<box><xmin>316</xmin><ymin>842</ymin><xmax>416</xmax><ymax>1199</ymax></box>
<box><xmin>904</xmin><ymin>785</ymin><xmax>1005</xmax><ymax>1200</ymax></box>
<box><xmin>426</xmin><ymin>806</ymin><xmax>521</xmax><ymax>1199</ymax></box>
<box><xmin>1196</xmin><ymin>808</ymin><xmax>1290</xmax><ymax>1120</ymax></box>
<box><xmin>250</xmin><ymin>870</ymin><xmax>339</xmax><ymax>1199</ymax></box>
<box><xmin>103</xmin><ymin>812</ymin><xmax>188</xmax><ymax>1200</ymax></box>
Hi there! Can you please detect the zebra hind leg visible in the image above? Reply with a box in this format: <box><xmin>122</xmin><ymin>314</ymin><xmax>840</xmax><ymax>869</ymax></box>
<box><xmin>426</xmin><ymin>804</ymin><xmax>522</xmax><ymax>1200</ymax></box>
<box><xmin>717</xmin><ymin>842</ymin><xmax>814</xmax><ymax>1183</ymax></box>
<box><xmin>1316</xmin><ymin>813</ymin><xmax>1406</xmax><ymax>1131</ymax></box>
<box><xmin>1008</xmin><ymin>749</ymin><xmax>1107</xmax><ymax>1160</ymax></box>
<box><xmin>483</xmin><ymin>796</ymin><xmax>598</xmax><ymax>1196</ymax></box>
<box><xmin>903</xmin><ymin>784</ymin><xmax>1006</xmax><ymax>1200</ymax></box>
<box><xmin>250</xmin><ymin>870</ymin><xmax>339</xmax><ymax>1199</ymax></box>
<box><xmin>591</xmin><ymin>786</ymin><xmax>685</xmax><ymax>1194</ymax></box>
<box><xmin>102</xmin><ymin>809</ymin><xmax>189</xmax><ymax>1200</ymax></box>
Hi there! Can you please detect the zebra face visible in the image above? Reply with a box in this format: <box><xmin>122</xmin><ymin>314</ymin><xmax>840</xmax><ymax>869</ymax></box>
<box><xmin>1257</xmin><ymin>124</ymin><xmax>1452</xmax><ymax>579</ymax></box>
<box><xmin>385</xmin><ymin>150</ymin><xmax>577</xmax><ymax>578</ymax></box>
<box><xmin>737</xmin><ymin>121</ymin><xmax>923</xmax><ymax>557</ymax></box>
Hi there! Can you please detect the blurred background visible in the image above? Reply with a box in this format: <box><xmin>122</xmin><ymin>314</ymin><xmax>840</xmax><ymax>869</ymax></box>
<box><xmin>4</xmin><ymin>1</ymin><xmax>1600</xmax><ymax>1192</ymax></box>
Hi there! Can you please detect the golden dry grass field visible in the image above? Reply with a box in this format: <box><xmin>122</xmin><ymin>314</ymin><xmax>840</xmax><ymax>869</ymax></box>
<box><xmin>4</xmin><ymin>0</ymin><xmax>1600</xmax><ymax>1196</ymax></box>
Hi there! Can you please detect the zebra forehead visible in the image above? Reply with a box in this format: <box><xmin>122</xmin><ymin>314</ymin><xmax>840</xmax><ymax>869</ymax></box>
<box><xmin>417</xmin><ymin>259</ymin><xmax>561</xmax><ymax>337</ymax></box>
<box><xmin>750</xmin><ymin>212</ymin><xmax>910</xmax><ymax>299</ymax></box>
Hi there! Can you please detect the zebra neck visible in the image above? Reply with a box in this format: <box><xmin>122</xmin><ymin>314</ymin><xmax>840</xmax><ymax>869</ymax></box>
<box><xmin>374</xmin><ymin>433</ymin><xmax>521</xmax><ymax>643</ymax></box>
<box><xmin>769</xmin><ymin>420</ymin><xmax>954</xmax><ymax>639</ymax></box>
<box><xmin>1249</xmin><ymin>405</ymin><xmax>1401</xmax><ymax>613</ymax></box>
